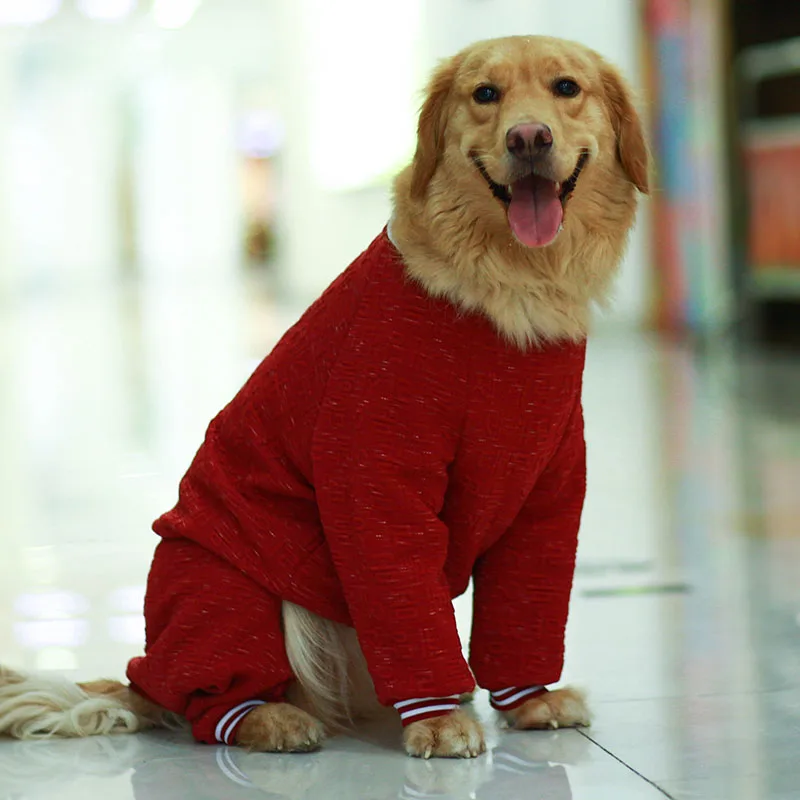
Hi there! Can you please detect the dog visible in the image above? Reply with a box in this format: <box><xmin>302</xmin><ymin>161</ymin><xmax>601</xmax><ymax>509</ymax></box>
<box><xmin>0</xmin><ymin>35</ymin><xmax>648</xmax><ymax>759</ymax></box>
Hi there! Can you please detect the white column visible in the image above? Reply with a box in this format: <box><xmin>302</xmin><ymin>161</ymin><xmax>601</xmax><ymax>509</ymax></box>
<box><xmin>133</xmin><ymin>72</ymin><xmax>240</xmax><ymax>279</ymax></box>
<box><xmin>0</xmin><ymin>32</ymin><xmax>17</xmax><ymax>293</ymax></box>
<box><xmin>272</xmin><ymin>0</ymin><xmax>422</xmax><ymax>302</ymax></box>
<box><xmin>4</xmin><ymin>67</ymin><xmax>121</xmax><ymax>286</ymax></box>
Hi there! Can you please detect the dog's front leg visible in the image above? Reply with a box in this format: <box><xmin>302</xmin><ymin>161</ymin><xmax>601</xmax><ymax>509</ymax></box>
<box><xmin>468</xmin><ymin>400</ymin><xmax>591</xmax><ymax>732</ymax></box>
<box><xmin>403</xmin><ymin>709</ymin><xmax>485</xmax><ymax>759</ymax></box>
<box><xmin>313</xmin><ymin>348</ymin><xmax>481</xmax><ymax>757</ymax></box>
<box><xmin>499</xmin><ymin>687</ymin><xmax>591</xmax><ymax>730</ymax></box>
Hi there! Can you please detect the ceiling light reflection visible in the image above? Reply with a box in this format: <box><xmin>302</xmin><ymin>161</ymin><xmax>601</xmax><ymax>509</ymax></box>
<box><xmin>152</xmin><ymin>0</ymin><xmax>200</xmax><ymax>29</ymax></box>
<box><xmin>14</xmin><ymin>619</ymin><xmax>89</xmax><ymax>648</ymax></box>
<box><xmin>108</xmin><ymin>614</ymin><xmax>145</xmax><ymax>644</ymax></box>
<box><xmin>0</xmin><ymin>0</ymin><xmax>61</xmax><ymax>25</ymax></box>
<box><xmin>77</xmin><ymin>0</ymin><xmax>137</xmax><ymax>22</ymax></box>
<box><xmin>14</xmin><ymin>591</ymin><xmax>90</xmax><ymax>619</ymax></box>
<box><xmin>108</xmin><ymin>585</ymin><xmax>146</xmax><ymax>612</ymax></box>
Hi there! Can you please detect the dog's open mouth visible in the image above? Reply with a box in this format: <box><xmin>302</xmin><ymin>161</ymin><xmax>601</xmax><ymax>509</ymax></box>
<box><xmin>471</xmin><ymin>151</ymin><xmax>590</xmax><ymax>248</ymax></box>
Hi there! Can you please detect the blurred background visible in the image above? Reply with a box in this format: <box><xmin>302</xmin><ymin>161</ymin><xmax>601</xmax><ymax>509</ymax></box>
<box><xmin>0</xmin><ymin>3</ymin><xmax>799</xmax><ymax>797</ymax></box>
<box><xmin>0</xmin><ymin>0</ymin><xmax>797</xmax><ymax>339</ymax></box>
<box><xmin>1</xmin><ymin>0</ymin><xmax>799</xmax><ymax>337</ymax></box>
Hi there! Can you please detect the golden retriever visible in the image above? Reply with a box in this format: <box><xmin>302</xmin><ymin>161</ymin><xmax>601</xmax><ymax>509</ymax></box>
<box><xmin>0</xmin><ymin>35</ymin><xmax>648</xmax><ymax>760</ymax></box>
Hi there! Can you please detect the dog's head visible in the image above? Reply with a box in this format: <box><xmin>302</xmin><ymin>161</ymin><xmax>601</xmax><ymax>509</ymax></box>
<box><xmin>408</xmin><ymin>36</ymin><xmax>649</xmax><ymax>249</ymax></box>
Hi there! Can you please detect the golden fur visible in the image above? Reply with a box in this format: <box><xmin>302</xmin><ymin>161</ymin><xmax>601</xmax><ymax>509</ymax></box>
<box><xmin>0</xmin><ymin>35</ymin><xmax>648</xmax><ymax>759</ymax></box>
<box><xmin>501</xmin><ymin>686</ymin><xmax>592</xmax><ymax>730</ymax></box>
<box><xmin>394</xmin><ymin>35</ymin><xmax>648</xmax><ymax>348</ymax></box>
<box><xmin>236</xmin><ymin>703</ymin><xmax>326</xmax><ymax>753</ymax></box>
<box><xmin>403</xmin><ymin>709</ymin><xmax>485</xmax><ymax>759</ymax></box>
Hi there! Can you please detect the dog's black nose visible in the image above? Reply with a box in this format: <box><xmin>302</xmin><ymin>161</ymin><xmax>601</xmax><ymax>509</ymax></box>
<box><xmin>506</xmin><ymin>123</ymin><xmax>553</xmax><ymax>158</ymax></box>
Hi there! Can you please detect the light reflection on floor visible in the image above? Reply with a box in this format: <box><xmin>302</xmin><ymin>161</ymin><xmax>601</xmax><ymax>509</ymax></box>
<box><xmin>1</xmin><ymin>275</ymin><xmax>799</xmax><ymax>799</ymax></box>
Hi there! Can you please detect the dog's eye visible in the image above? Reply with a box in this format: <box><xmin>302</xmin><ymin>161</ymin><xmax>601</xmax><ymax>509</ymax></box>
<box><xmin>473</xmin><ymin>85</ymin><xmax>501</xmax><ymax>104</ymax></box>
<box><xmin>553</xmin><ymin>78</ymin><xmax>581</xmax><ymax>98</ymax></box>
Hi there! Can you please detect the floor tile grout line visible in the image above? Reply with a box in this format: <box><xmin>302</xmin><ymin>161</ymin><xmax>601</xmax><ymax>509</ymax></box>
<box><xmin>576</xmin><ymin>729</ymin><xmax>676</xmax><ymax>799</ymax></box>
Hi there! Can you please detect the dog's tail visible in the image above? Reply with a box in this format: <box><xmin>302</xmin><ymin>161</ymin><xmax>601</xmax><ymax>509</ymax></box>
<box><xmin>282</xmin><ymin>601</ymin><xmax>381</xmax><ymax>730</ymax></box>
<box><xmin>0</xmin><ymin>665</ymin><xmax>180</xmax><ymax>740</ymax></box>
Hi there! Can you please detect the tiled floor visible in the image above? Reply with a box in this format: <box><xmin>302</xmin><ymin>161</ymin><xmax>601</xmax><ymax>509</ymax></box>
<box><xmin>1</xmin><ymin>276</ymin><xmax>799</xmax><ymax>799</ymax></box>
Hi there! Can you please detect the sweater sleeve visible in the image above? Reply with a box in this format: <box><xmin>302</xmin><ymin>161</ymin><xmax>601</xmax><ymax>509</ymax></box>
<box><xmin>311</xmin><ymin>315</ymin><xmax>475</xmax><ymax>707</ymax></box>
<box><xmin>468</xmin><ymin>396</ymin><xmax>586</xmax><ymax>691</ymax></box>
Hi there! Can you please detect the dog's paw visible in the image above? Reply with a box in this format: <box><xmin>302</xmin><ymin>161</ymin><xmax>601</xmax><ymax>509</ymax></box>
<box><xmin>501</xmin><ymin>687</ymin><xmax>591</xmax><ymax>731</ymax></box>
<box><xmin>235</xmin><ymin>703</ymin><xmax>325</xmax><ymax>753</ymax></box>
<box><xmin>459</xmin><ymin>686</ymin><xmax>478</xmax><ymax>704</ymax></box>
<box><xmin>403</xmin><ymin>710</ymin><xmax>486</xmax><ymax>759</ymax></box>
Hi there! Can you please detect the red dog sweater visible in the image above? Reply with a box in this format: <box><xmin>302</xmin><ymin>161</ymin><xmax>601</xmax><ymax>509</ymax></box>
<box><xmin>128</xmin><ymin>228</ymin><xmax>586</xmax><ymax>742</ymax></box>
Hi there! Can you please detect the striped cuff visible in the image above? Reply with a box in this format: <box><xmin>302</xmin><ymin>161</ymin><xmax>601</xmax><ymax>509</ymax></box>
<box><xmin>214</xmin><ymin>700</ymin><xmax>266</xmax><ymax>744</ymax></box>
<box><xmin>393</xmin><ymin>695</ymin><xmax>460</xmax><ymax>727</ymax></box>
<box><xmin>490</xmin><ymin>686</ymin><xmax>548</xmax><ymax>712</ymax></box>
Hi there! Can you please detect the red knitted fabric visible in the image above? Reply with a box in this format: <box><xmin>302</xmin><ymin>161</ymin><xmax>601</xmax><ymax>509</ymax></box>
<box><xmin>128</xmin><ymin>537</ymin><xmax>294</xmax><ymax>744</ymax></box>
<box><xmin>129</xmin><ymin>228</ymin><xmax>586</xmax><ymax>725</ymax></box>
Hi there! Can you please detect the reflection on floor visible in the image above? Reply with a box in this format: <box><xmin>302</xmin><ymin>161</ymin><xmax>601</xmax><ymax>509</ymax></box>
<box><xmin>1</xmin><ymin>277</ymin><xmax>799</xmax><ymax>800</ymax></box>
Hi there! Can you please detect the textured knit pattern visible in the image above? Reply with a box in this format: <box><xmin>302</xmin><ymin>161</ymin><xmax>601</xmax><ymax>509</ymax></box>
<box><xmin>128</xmin><ymin>538</ymin><xmax>293</xmax><ymax>744</ymax></box>
<box><xmin>128</xmin><ymin>228</ymin><xmax>587</xmax><ymax>739</ymax></box>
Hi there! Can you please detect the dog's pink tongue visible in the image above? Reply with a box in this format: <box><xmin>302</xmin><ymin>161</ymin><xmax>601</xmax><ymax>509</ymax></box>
<box><xmin>507</xmin><ymin>174</ymin><xmax>563</xmax><ymax>248</ymax></box>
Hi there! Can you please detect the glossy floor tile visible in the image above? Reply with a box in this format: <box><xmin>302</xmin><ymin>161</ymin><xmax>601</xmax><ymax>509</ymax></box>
<box><xmin>1</xmin><ymin>277</ymin><xmax>799</xmax><ymax>799</ymax></box>
<box><xmin>1</xmin><ymin>716</ymin><xmax>671</xmax><ymax>800</ymax></box>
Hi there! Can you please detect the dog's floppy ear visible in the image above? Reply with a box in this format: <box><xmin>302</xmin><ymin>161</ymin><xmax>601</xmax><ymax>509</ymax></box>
<box><xmin>600</xmin><ymin>63</ymin><xmax>650</xmax><ymax>194</ymax></box>
<box><xmin>410</xmin><ymin>55</ymin><xmax>462</xmax><ymax>200</ymax></box>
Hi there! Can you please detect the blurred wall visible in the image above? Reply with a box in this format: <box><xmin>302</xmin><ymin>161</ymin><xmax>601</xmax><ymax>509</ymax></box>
<box><xmin>0</xmin><ymin>1</ymin><xmax>273</xmax><ymax>291</ymax></box>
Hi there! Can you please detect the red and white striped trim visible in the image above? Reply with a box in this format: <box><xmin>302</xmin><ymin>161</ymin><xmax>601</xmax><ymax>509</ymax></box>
<box><xmin>489</xmin><ymin>686</ymin><xmax>547</xmax><ymax>711</ymax></box>
<box><xmin>393</xmin><ymin>695</ymin><xmax>460</xmax><ymax>727</ymax></box>
<box><xmin>214</xmin><ymin>700</ymin><xmax>266</xmax><ymax>745</ymax></box>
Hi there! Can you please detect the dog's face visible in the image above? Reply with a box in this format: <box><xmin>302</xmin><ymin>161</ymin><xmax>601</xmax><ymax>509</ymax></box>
<box><xmin>409</xmin><ymin>36</ymin><xmax>649</xmax><ymax>249</ymax></box>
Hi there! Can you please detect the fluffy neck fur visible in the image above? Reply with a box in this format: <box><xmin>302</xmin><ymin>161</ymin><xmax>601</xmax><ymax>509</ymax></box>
<box><xmin>390</xmin><ymin>159</ymin><xmax>639</xmax><ymax>350</ymax></box>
